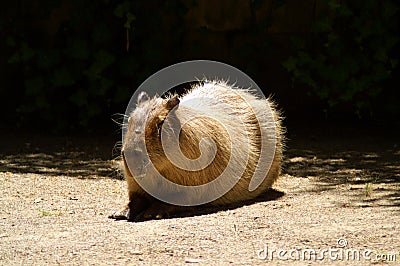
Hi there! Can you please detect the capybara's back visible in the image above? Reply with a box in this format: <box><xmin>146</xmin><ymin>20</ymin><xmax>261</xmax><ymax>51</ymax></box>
<box><xmin>111</xmin><ymin>80</ymin><xmax>285</xmax><ymax>221</ymax></box>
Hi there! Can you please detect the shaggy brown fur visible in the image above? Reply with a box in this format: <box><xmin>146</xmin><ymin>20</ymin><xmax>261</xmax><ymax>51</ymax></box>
<box><xmin>110</xmin><ymin>80</ymin><xmax>285</xmax><ymax>221</ymax></box>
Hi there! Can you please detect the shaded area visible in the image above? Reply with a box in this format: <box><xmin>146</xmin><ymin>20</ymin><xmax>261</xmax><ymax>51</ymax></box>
<box><xmin>1</xmin><ymin>125</ymin><xmax>399</xmax><ymax>210</ymax></box>
<box><xmin>285</xmin><ymin>149</ymin><xmax>400</xmax><ymax>184</ymax></box>
<box><xmin>0</xmin><ymin>133</ymin><xmax>120</xmax><ymax>179</ymax></box>
<box><xmin>284</xmin><ymin>126</ymin><xmax>400</xmax><ymax>207</ymax></box>
<box><xmin>0</xmin><ymin>152</ymin><xmax>119</xmax><ymax>179</ymax></box>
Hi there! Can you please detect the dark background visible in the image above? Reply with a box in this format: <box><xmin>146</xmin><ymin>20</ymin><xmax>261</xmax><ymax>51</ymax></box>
<box><xmin>1</xmin><ymin>0</ymin><xmax>399</xmax><ymax>138</ymax></box>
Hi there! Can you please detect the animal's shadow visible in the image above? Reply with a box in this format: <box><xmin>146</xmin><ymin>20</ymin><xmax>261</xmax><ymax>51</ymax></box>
<box><xmin>117</xmin><ymin>188</ymin><xmax>284</xmax><ymax>223</ymax></box>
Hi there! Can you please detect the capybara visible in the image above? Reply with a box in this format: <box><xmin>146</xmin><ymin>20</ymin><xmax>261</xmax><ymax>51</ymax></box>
<box><xmin>110</xmin><ymin>80</ymin><xmax>284</xmax><ymax>221</ymax></box>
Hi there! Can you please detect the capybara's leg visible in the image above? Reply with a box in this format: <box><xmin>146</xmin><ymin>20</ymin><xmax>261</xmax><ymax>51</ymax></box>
<box><xmin>135</xmin><ymin>200</ymin><xmax>192</xmax><ymax>221</ymax></box>
<box><xmin>109</xmin><ymin>193</ymin><xmax>150</xmax><ymax>221</ymax></box>
<box><xmin>109</xmin><ymin>204</ymin><xmax>130</xmax><ymax>220</ymax></box>
<box><xmin>126</xmin><ymin>195</ymin><xmax>150</xmax><ymax>221</ymax></box>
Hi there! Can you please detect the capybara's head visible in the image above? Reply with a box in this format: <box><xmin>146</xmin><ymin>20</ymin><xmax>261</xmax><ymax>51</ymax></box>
<box><xmin>122</xmin><ymin>92</ymin><xmax>180</xmax><ymax>178</ymax></box>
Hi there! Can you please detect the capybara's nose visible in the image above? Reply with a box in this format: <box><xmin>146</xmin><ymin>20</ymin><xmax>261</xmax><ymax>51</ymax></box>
<box><xmin>122</xmin><ymin>146</ymin><xmax>149</xmax><ymax>177</ymax></box>
<box><xmin>132</xmin><ymin>148</ymin><xmax>142</xmax><ymax>159</ymax></box>
<box><xmin>122</xmin><ymin>146</ymin><xmax>144</xmax><ymax>159</ymax></box>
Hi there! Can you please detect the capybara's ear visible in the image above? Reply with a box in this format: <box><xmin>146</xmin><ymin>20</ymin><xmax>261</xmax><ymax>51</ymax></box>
<box><xmin>137</xmin><ymin>91</ymin><xmax>149</xmax><ymax>105</ymax></box>
<box><xmin>165</xmin><ymin>96</ymin><xmax>180</xmax><ymax>111</ymax></box>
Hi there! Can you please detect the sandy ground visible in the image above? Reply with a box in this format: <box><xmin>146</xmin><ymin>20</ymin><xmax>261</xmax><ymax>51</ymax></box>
<box><xmin>1</xmin><ymin>127</ymin><xmax>399</xmax><ymax>265</ymax></box>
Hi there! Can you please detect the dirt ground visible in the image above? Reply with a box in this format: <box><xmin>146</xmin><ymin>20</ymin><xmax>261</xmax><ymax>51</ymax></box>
<box><xmin>1</xmin><ymin>125</ymin><xmax>399</xmax><ymax>265</ymax></box>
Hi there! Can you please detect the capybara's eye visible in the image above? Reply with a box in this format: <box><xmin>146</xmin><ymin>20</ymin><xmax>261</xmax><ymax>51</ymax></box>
<box><xmin>156</xmin><ymin>120</ymin><xmax>164</xmax><ymax>129</ymax></box>
<box><xmin>156</xmin><ymin>120</ymin><xmax>165</xmax><ymax>134</ymax></box>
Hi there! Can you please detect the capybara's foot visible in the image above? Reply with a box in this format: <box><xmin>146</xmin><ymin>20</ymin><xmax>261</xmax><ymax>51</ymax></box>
<box><xmin>110</xmin><ymin>196</ymin><xmax>151</xmax><ymax>221</ymax></box>
<box><xmin>110</xmin><ymin>199</ymin><xmax>191</xmax><ymax>222</ymax></box>
<box><xmin>134</xmin><ymin>201</ymin><xmax>192</xmax><ymax>222</ymax></box>
<box><xmin>109</xmin><ymin>205</ymin><xmax>130</xmax><ymax>220</ymax></box>
<box><xmin>135</xmin><ymin>202</ymin><xmax>170</xmax><ymax>221</ymax></box>
<box><xmin>109</xmin><ymin>202</ymin><xmax>167</xmax><ymax>221</ymax></box>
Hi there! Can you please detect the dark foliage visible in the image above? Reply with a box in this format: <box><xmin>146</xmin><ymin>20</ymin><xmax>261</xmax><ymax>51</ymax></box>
<box><xmin>283</xmin><ymin>0</ymin><xmax>399</xmax><ymax>119</ymax></box>
<box><xmin>1</xmin><ymin>0</ymin><xmax>399</xmax><ymax>133</ymax></box>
